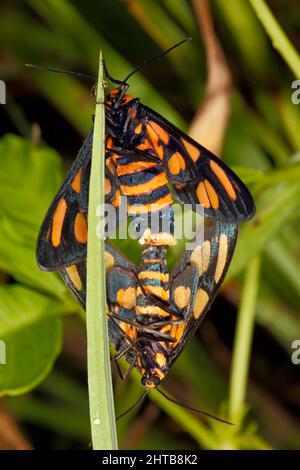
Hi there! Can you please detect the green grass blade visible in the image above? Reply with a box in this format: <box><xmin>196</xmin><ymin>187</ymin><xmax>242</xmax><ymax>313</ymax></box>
<box><xmin>86</xmin><ymin>51</ymin><xmax>117</xmax><ymax>450</ymax></box>
<box><xmin>248</xmin><ymin>0</ymin><xmax>300</xmax><ymax>78</ymax></box>
<box><xmin>228</xmin><ymin>256</ymin><xmax>261</xmax><ymax>422</ymax></box>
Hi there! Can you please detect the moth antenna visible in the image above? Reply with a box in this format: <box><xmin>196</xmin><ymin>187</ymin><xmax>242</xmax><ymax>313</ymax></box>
<box><xmin>103</xmin><ymin>38</ymin><xmax>191</xmax><ymax>87</ymax></box>
<box><xmin>123</xmin><ymin>37</ymin><xmax>192</xmax><ymax>83</ymax></box>
<box><xmin>157</xmin><ymin>388</ymin><xmax>234</xmax><ymax>426</ymax></box>
<box><xmin>25</xmin><ymin>64</ymin><xmax>96</xmax><ymax>82</ymax></box>
<box><xmin>102</xmin><ymin>60</ymin><xmax>127</xmax><ymax>87</ymax></box>
<box><xmin>116</xmin><ymin>390</ymin><xmax>148</xmax><ymax>421</ymax></box>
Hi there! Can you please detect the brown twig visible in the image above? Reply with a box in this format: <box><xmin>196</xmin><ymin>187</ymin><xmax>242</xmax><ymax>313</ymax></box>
<box><xmin>189</xmin><ymin>0</ymin><xmax>232</xmax><ymax>155</ymax></box>
<box><xmin>0</xmin><ymin>404</ymin><xmax>32</xmax><ymax>450</ymax></box>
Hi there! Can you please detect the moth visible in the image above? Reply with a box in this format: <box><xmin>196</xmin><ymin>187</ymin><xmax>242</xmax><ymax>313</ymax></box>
<box><xmin>36</xmin><ymin>40</ymin><xmax>255</xmax><ymax>272</ymax></box>
<box><xmin>34</xmin><ymin>41</ymin><xmax>253</xmax><ymax>422</ymax></box>
<box><xmin>60</xmin><ymin>220</ymin><xmax>238</xmax><ymax>390</ymax></box>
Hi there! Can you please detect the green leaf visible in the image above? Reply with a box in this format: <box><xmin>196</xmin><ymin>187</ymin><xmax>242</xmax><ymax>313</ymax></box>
<box><xmin>215</xmin><ymin>0</ymin><xmax>272</xmax><ymax>79</ymax></box>
<box><xmin>256</xmin><ymin>281</ymin><xmax>300</xmax><ymax>349</ymax></box>
<box><xmin>0</xmin><ymin>285</ymin><xmax>62</xmax><ymax>396</ymax></box>
<box><xmin>0</xmin><ymin>134</ymin><xmax>66</xmax><ymax>296</ymax></box>
<box><xmin>263</xmin><ymin>236</ymin><xmax>300</xmax><ymax>310</ymax></box>
<box><xmin>277</xmin><ymin>90</ymin><xmax>300</xmax><ymax>151</ymax></box>
<box><xmin>26</xmin><ymin>0</ymin><xmax>185</xmax><ymax>130</ymax></box>
<box><xmin>232</xmin><ymin>166</ymin><xmax>264</xmax><ymax>185</ymax></box>
<box><xmin>6</xmin><ymin>396</ymin><xmax>90</xmax><ymax>441</ymax></box>
<box><xmin>228</xmin><ymin>182</ymin><xmax>300</xmax><ymax>278</ymax></box>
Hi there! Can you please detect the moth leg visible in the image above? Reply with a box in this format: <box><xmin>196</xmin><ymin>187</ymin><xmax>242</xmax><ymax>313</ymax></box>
<box><xmin>114</xmin><ymin>357</ymin><xmax>127</xmax><ymax>381</ymax></box>
<box><xmin>122</xmin><ymin>99</ymin><xmax>140</xmax><ymax>134</ymax></box>
<box><xmin>113</xmin><ymin>342</ymin><xmax>138</xmax><ymax>362</ymax></box>
<box><xmin>110</xmin><ymin>314</ymin><xmax>140</xmax><ymax>349</ymax></box>
<box><xmin>113</xmin><ymin>353</ymin><xmax>137</xmax><ymax>382</ymax></box>
<box><xmin>149</xmin><ymin>319</ymin><xmax>185</xmax><ymax>328</ymax></box>
<box><xmin>124</xmin><ymin>356</ymin><xmax>137</xmax><ymax>380</ymax></box>
<box><xmin>109</xmin><ymin>312</ymin><xmax>176</xmax><ymax>342</ymax></box>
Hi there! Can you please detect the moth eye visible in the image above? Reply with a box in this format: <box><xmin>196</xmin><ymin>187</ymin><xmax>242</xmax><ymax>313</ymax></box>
<box><xmin>153</xmin><ymin>376</ymin><xmax>161</xmax><ymax>387</ymax></box>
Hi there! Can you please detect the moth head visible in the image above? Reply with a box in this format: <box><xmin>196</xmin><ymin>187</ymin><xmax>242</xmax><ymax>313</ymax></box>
<box><xmin>106</xmin><ymin>87</ymin><xmax>132</xmax><ymax>109</ymax></box>
<box><xmin>141</xmin><ymin>372</ymin><xmax>161</xmax><ymax>389</ymax></box>
<box><xmin>140</xmin><ymin>352</ymin><xmax>167</xmax><ymax>389</ymax></box>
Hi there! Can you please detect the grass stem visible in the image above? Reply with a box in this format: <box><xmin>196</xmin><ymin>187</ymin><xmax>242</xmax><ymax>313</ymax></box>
<box><xmin>249</xmin><ymin>0</ymin><xmax>300</xmax><ymax>78</ymax></box>
<box><xmin>228</xmin><ymin>256</ymin><xmax>261</xmax><ymax>421</ymax></box>
<box><xmin>86</xmin><ymin>51</ymin><xmax>118</xmax><ymax>450</ymax></box>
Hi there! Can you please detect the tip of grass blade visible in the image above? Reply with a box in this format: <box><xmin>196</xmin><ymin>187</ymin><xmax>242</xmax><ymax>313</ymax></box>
<box><xmin>86</xmin><ymin>50</ymin><xmax>117</xmax><ymax>450</ymax></box>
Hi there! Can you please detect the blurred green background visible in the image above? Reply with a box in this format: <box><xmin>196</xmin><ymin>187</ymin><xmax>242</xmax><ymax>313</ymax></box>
<box><xmin>0</xmin><ymin>0</ymin><xmax>300</xmax><ymax>450</ymax></box>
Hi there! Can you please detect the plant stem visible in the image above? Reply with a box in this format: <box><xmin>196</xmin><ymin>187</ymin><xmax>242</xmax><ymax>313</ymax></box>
<box><xmin>228</xmin><ymin>256</ymin><xmax>261</xmax><ymax>421</ymax></box>
<box><xmin>86</xmin><ymin>51</ymin><xmax>118</xmax><ymax>450</ymax></box>
<box><xmin>248</xmin><ymin>0</ymin><xmax>300</xmax><ymax>78</ymax></box>
<box><xmin>125</xmin><ymin>366</ymin><xmax>219</xmax><ymax>449</ymax></box>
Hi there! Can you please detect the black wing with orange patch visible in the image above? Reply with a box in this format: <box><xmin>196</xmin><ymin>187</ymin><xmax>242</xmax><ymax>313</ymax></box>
<box><xmin>60</xmin><ymin>242</ymin><xmax>139</xmax><ymax>358</ymax></box>
<box><xmin>36</xmin><ymin>130</ymin><xmax>122</xmax><ymax>271</ymax></box>
<box><xmin>36</xmin><ymin>130</ymin><xmax>92</xmax><ymax>271</ymax></box>
<box><xmin>127</xmin><ymin>103</ymin><xmax>255</xmax><ymax>222</ymax></box>
<box><xmin>59</xmin><ymin>242</ymin><xmax>138</xmax><ymax>307</ymax></box>
<box><xmin>167</xmin><ymin>220</ymin><xmax>238</xmax><ymax>366</ymax></box>
<box><xmin>60</xmin><ymin>223</ymin><xmax>238</xmax><ymax>383</ymax></box>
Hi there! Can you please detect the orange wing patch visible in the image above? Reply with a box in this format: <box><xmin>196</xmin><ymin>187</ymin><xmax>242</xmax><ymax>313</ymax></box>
<box><xmin>106</xmin><ymin>136</ymin><xmax>114</xmax><ymax>150</ymax></box>
<box><xmin>146</xmin><ymin>125</ymin><xmax>160</xmax><ymax>155</ymax></box>
<box><xmin>119</xmin><ymin>321</ymin><xmax>137</xmax><ymax>342</ymax></box>
<box><xmin>174</xmin><ymin>286</ymin><xmax>191</xmax><ymax>309</ymax></box>
<box><xmin>52</xmin><ymin>198</ymin><xmax>67</xmax><ymax>247</ymax></box>
<box><xmin>210</xmin><ymin>160</ymin><xmax>237</xmax><ymax>200</ymax></box>
<box><xmin>145</xmin><ymin>121</ymin><xmax>169</xmax><ymax>160</ymax></box>
<box><xmin>214</xmin><ymin>233</ymin><xmax>228</xmax><ymax>283</ymax></box>
<box><xmin>65</xmin><ymin>265</ymin><xmax>83</xmax><ymax>291</ymax></box>
<box><xmin>112</xmin><ymin>189</ymin><xmax>121</xmax><ymax>208</ymax></box>
<box><xmin>168</xmin><ymin>152</ymin><xmax>186</xmax><ymax>175</ymax></box>
<box><xmin>71</xmin><ymin>168</ymin><xmax>82</xmax><ymax>193</ymax></box>
<box><xmin>181</xmin><ymin>138</ymin><xmax>201</xmax><ymax>162</ymax></box>
<box><xmin>136</xmin><ymin>139</ymin><xmax>152</xmax><ymax>152</ymax></box>
<box><xmin>169</xmin><ymin>321</ymin><xmax>185</xmax><ymax>346</ymax></box>
<box><xmin>134</xmin><ymin>123</ymin><xmax>143</xmax><ymax>135</ymax></box>
<box><xmin>117</xmin><ymin>287</ymin><xmax>137</xmax><ymax>310</ymax></box>
<box><xmin>204</xmin><ymin>180</ymin><xmax>219</xmax><ymax>209</ymax></box>
<box><xmin>193</xmin><ymin>289</ymin><xmax>209</xmax><ymax>319</ymax></box>
<box><xmin>74</xmin><ymin>213</ymin><xmax>88</xmax><ymax>244</ymax></box>
<box><xmin>148</xmin><ymin>121</ymin><xmax>169</xmax><ymax>145</ymax></box>
<box><xmin>191</xmin><ymin>240</ymin><xmax>211</xmax><ymax>276</ymax></box>
<box><xmin>196</xmin><ymin>182</ymin><xmax>210</xmax><ymax>209</ymax></box>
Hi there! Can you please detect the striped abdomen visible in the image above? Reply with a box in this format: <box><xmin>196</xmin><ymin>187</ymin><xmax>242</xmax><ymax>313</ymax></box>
<box><xmin>112</xmin><ymin>151</ymin><xmax>173</xmax><ymax>216</ymax></box>
<box><xmin>136</xmin><ymin>245</ymin><xmax>170</xmax><ymax>324</ymax></box>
